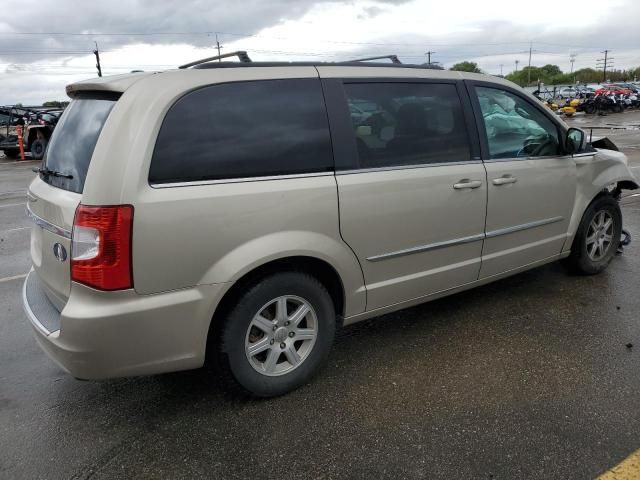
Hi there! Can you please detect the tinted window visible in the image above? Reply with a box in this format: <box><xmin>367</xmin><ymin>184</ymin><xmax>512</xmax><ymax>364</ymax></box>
<box><xmin>149</xmin><ymin>79</ymin><xmax>333</xmax><ymax>184</ymax></box>
<box><xmin>343</xmin><ymin>83</ymin><xmax>470</xmax><ymax>168</ymax></box>
<box><xmin>475</xmin><ymin>86</ymin><xmax>561</xmax><ymax>159</ymax></box>
<box><xmin>43</xmin><ymin>94</ymin><xmax>117</xmax><ymax>193</ymax></box>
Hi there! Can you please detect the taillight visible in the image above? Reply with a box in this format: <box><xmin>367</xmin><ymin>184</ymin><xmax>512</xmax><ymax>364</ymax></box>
<box><xmin>71</xmin><ymin>205</ymin><xmax>134</xmax><ymax>291</ymax></box>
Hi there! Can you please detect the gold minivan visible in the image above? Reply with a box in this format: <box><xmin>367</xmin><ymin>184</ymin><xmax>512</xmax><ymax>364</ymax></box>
<box><xmin>23</xmin><ymin>56</ymin><xmax>638</xmax><ymax>396</ymax></box>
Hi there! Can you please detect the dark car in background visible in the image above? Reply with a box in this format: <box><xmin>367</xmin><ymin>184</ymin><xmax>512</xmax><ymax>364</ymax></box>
<box><xmin>0</xmin><ymin>106</ymin><xmax>64</xmax><ymax>160</ymax></box>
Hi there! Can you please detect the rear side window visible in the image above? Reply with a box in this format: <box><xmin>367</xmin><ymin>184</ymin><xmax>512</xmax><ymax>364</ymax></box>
<box><xmin>343</xmin><ymin>82</ymin><xmax>470</xmax><ymax>169</ymax></box>
<box><xmin>149</xmin><ymin>79</ymin><xmax>333</xmax><ymax>184</ymax></box>
<box><xmin>43</xmin><ymin>93</ymin><xmax>118</xmax><ymax>193</ymax></box>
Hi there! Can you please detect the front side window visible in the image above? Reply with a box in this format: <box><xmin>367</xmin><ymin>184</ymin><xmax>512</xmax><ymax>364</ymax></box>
<box><xmin>475</xmin><ymin>86</ymin><xmax>561</xmax><ymax>159</ymax></box>
<box><xmin>149</xmin><ymin>79</ymin><xmax>333</xmax><ymax>184</ymax></box>
<box><xmin>343</xmin><ymin>83</ymin><xmax>471</xmax><ymax>169</ymax></box>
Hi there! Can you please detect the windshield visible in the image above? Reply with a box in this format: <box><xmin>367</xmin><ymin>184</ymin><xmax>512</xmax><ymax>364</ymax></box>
<box><xmin>42</xmin><ymin>93</ymin><xmax>118</xmax><ymax>193</ymax></box>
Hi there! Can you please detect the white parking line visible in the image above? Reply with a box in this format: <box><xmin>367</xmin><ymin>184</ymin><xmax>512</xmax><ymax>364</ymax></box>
<box><xmin>0</xmin><ymin>202</ymin><xmax>26</xmax><ymax>209</ymax></box>
<box><xmin>0</xmin><ymin>273</ymin><xmax>27</xmax><ymax>284</ymax></box>
<box><xmin>4</xmin><ymin>226</ymin><xmax>30</xmax><ymax>233</ymax></box>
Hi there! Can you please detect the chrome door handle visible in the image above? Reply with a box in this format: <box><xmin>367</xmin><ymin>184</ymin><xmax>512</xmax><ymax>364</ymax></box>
<box><xmin>492</xmin><ymin>175</ymin><xmax>517</xmax><ymax>186</ymax></box>
<box><xmin>453</xmin><ymin>179</ymin><xmax>482</xmax><ymax>190</ymax></box>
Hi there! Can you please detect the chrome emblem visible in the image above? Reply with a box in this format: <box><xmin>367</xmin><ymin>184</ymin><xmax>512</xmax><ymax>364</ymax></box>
<box><xmin>53</xmin><ymin>243</ymin><xmax>67</xmax><ymax>262</ymax></box>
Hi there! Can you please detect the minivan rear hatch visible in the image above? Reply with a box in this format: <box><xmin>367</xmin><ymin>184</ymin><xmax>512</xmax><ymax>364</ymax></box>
<box><xmin>27</xmin><ymin>92</ymin><xmax>118</xmax><ymax>309</ymax></box>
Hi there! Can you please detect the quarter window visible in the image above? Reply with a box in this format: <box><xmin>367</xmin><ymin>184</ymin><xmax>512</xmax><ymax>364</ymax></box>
<box><xmin>149</xmin><ymin>79</ymin><xmax>333</xmax><ymax>184</ymax></box>
<box><xmin>342</xmin><ymin>82</ymin><xmax>471</xmax><ymax>169</ymax></box>
<box><xmin>475</xmin><ymin>86</ymin><xmax>561</xmax><ymax>159</ymax></box>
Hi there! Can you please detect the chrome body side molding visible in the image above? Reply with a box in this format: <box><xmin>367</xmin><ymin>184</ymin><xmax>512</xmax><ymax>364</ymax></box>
<box><xmin>367</xmin><ymin>217</ymin><xmax>565</xmax><ymax>262</ymax></box>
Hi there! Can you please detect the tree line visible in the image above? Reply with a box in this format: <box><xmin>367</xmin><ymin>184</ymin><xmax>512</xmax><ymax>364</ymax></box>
<box><xmin>449</xmin><ymin>61</ymin><xmax>640</xmax><ymax>85</ymax></box>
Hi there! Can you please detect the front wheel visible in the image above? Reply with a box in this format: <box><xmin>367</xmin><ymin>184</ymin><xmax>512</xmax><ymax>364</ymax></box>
<box><xmin>566</xmin><ymin>195</ymin><xmax>622</xmax><ymax>275</ymax></box>
<box><xmin>216</xmin><ymin>272</ymin><xmax>336</xmax><ymax>397</ymax></box>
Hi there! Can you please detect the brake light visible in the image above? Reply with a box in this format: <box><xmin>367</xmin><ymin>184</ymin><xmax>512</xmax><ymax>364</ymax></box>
<box><xmin>71</xmin><ymin>205</ymin><xmax>134</xmax><ymax>290</ymax></box>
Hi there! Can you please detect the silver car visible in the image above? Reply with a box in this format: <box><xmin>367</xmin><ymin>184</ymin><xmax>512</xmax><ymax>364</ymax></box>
<box><xmin>23</xmin><ymin>59</ymin><xmax>638</xmax><ymax>397</ymax></box>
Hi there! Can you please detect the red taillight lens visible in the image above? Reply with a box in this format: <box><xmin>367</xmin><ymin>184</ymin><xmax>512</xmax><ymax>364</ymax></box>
<box><xmin>71</xmin><ymin>205</ymin><xmax>134</xmax><ymax>291</ymax></box>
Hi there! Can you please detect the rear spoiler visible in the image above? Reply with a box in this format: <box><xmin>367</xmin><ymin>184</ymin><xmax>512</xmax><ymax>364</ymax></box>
<box><xmin>66</xmin><ymin>72</ymin><xmax>155</xmax><ymax>98</ymax></box>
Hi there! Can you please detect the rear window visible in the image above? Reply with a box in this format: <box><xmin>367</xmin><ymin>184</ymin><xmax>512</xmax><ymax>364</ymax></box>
<box><xmin>149</xmin><ymin>78</ymin><xmax>333</xmax><ymax>184</ymax></box>
<box><xmin>42</xmin><ymin>93</ymin><xmax>118</xmax><ymax>193</ymax></box>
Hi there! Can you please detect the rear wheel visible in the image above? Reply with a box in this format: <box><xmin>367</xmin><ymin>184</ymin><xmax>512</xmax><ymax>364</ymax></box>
<box><xmin>30</xmin><ymin>139</ymin><xmax>47</xmax><ymax>160</ymax></box>
<box><xmin>566</xmin><ymin>195</ymin><xmax>622</xmax><ymax>275</ymax></box>
<box><xmin>216</xmin><ymin>271</ymin><xmax>336</xmax><ymax>397</ymax></box>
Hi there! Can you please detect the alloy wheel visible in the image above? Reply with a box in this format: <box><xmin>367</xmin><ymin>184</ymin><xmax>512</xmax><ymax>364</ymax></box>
<box><xmin>586</xmin><ymin>210</ymin><xmax>615</xmax><ymax>261</ymax></box>
<box><xmin>244</xmin><ymin>295</ymin><xmax>318</xmax><ymax>376</ymax></box>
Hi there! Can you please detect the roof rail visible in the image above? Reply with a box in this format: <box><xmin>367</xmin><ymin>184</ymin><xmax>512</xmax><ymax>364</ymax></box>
<box><xmin>342</xmin><ymin>55</ymin><xmax>402</xmax><ymax>64</ymax></box>
<box><xmin>179</xmin><ymin>51</ymin><xmax>252</xmax><ymax>69</ymax></box>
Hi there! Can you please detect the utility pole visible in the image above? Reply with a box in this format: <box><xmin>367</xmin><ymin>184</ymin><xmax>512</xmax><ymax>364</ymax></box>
<box><xmin>515</xmin><ymin>59</ymin><xmax>519</xmax><ymax>72</ymax></box>
<box><xmin>569</xmin><ymin>53</ymin><xmax>576</xmax><ymax>74</ymax></box>
<box><xmin>527</xmin><ymin>42</ymin><xmax>533</xmax><ymax>85</ymax></box>
<box><xmin>499</xmin><ymin>64</ymin><xmax>503</xmax><ymax>76</ymax></box>
<box><xmin>215</xmin><ymin>33</ymin><xmax>223</xmax><ymax>61</ymax></box>
<box><xmin>596</xmin><ymin>50</ymin><xmax>613</xmax><ymax>83</ymax></box>
<box><xmin>425</xmin><ymin>51</ymin><xmax>436</xmax><ymax>65</ymax></box>
<box><xmin>569</xmin><ymin>53</ymin><xmax>577</xmax><ymax>83</ymax></box>
<box><xmin>93</xmin><ymin>41</ymin><xmax>102</xmax><ymax>77</ymax></box>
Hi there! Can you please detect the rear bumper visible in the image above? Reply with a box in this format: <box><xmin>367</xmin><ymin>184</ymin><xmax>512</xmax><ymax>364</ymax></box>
<box><xmin>22</xmin><ymin>270</ymin><xmax>228</xmax><ymax>379</ymax></box>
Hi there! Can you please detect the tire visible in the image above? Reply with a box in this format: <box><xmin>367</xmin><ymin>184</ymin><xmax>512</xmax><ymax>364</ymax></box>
<box><xmin>215</xmin><ymin>271</ymin><xmax>336</xmax><ymax>397</ymax></box>
<box><xmin>566</xmin><ymin>195</ymin><xmax>622</xmax><ymax>275</ymax></box>
<box><xmin>3</xmin><ymin>148</ymin><xmax>19</xmax><ymax>158</ymax></box>
<box><xmin>30</xmin><ymin>139</ymin><xmax>47</xmax><ymax>160</ymax></box>
<box><xmin>585</xmin><ymin>104</ymin><xmax>596</xmax><ymax>114</ymax></box>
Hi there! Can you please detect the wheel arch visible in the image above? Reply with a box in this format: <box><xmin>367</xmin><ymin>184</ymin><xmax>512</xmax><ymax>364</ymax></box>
<box><xmin>565</xmin><ymin>187</ymin><xmax>621</xmax><ymax>253</ymax></box>
<box><xmin>205</xmin><ymin>255</ymin><xmax>349</xmax><ymax>360</ymax></box>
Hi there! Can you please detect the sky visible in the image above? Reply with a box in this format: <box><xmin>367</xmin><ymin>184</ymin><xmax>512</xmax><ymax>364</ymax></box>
<box><xmin>1</xmin><ymin>0</ymin><xmax>639</xmax><ymax>105</ymax></box>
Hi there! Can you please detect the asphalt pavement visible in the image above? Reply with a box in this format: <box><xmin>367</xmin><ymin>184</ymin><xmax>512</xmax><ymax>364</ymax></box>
<box><xmin>1</xmin><ymin>112</ymin><xmax>639</xmax><ymax>479</ymax></box>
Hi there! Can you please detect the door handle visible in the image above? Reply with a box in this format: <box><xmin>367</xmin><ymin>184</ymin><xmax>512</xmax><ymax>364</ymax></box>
<box><xmin>453</xmin><ymin>179</ymin><xmax>482</xmax><ymax>190</ymax></box>
<box><xmin>492</xmin><ymin>175</ymin><xmax>517</xmax><ymax>186</ymax></box>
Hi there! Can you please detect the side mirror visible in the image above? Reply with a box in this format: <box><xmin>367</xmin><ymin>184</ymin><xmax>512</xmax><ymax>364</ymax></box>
<box><xmin>566</xmin><ymin>127</ymin><xmax>585</xmax><ymax>154</ymax></box>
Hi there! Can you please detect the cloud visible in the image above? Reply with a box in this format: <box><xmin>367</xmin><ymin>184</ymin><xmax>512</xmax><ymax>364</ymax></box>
<box><xmin>0</xmin><ymin>0</ymin><xmax>411</xmax><ymax>63</ymax></box>
<box><xmin>0</xmin><ymin>0</ymin><xmax>638</xmax><ymax>104</ymax></box>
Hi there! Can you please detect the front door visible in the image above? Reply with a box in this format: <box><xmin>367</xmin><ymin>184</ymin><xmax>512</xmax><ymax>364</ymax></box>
<box><xmin>470</xmin><ymin>84</ymin><xmax>577</xmax><ymax>278</ymax></box>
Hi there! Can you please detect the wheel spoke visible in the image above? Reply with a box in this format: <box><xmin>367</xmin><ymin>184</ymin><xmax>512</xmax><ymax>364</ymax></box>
<box><xmin>603</xmin><ymin>217</ymin><xmax>613</xmax><ymax>232</ymax></box>
<box><xmin>295</xmin><ymin>328</ymin><xmax>316</xmax><ymax>341</ymax></box>
<box><xmin>247</xmin><ymin>337</ymin><xmax>271</xmax><ymax>357</ymax></box>
<box><xmin>596</xmin><ymin>211</ymin><xmax>605</xmax><ymax>228</ymax></box>
<box><xmin>252</xmin><ymin>314</ymin><xmax>274</xmax><ymax>333</ymax></box>
<box><xmin>595</xmin><ymin>240</ymin><xmax>603</xmax><ymax>258</ymax></box>
<box><xmin>284</xmin><ymin>345</ymin><xmax>301</xmax><ymax>366</ymax></box>
<box><xmin>586</xmin><ymin>231</ymin><xmax>598</xmax><ymax>245</ymax></box>
<box><xmin>263</xmin><ymin>348</ymin><xmax>280</xmax><ymax>373</ymax></box>
<box><xmin>289</xmin><ymin>303</ymin><xmax>310</xmax><ymax>326</ymax></box>
<box><xmin>588</xmin><ymin>241</ymin><xmax>598</xmax><ymax>258</ymax></box>
<box><xmin>602</xmin><ymin>233</ymin><xmax>613</xmax><ymax>243</ymax></box>
<box><xmin>275</xmin><ymin>298</ymin><xmax>288</xmax><ymax>324</ymax></box>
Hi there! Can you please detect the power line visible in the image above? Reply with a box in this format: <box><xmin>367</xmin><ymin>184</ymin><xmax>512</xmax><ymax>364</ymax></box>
<box><xmin>0</xmin><ymin>30</ymin><xmax>612</xmax><ymax>50</ymax></box>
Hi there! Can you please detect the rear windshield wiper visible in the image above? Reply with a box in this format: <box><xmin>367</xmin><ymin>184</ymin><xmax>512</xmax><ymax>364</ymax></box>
<box><xmin>32</xmin><ymin>167</ymin><xmax>73</xmax><ymax>179</ymax></box>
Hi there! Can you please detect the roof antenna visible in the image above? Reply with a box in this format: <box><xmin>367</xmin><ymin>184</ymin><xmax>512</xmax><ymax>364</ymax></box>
<box><xmin>93</xmin><ymin>41</ymin><xmax>102</xmax><ymax>77</ymax></box>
